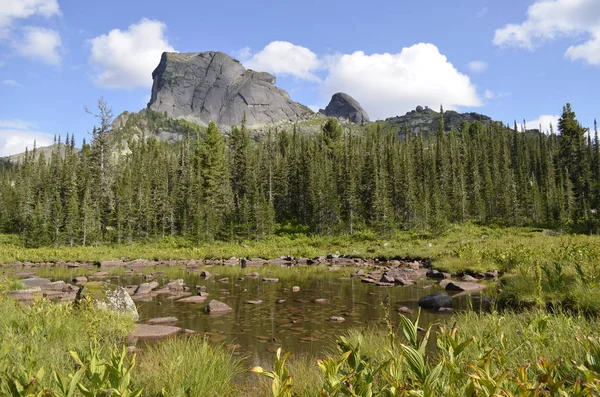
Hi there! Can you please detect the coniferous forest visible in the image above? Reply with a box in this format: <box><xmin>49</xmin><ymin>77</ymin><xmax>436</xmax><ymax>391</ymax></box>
<box><xmin>0</xmin><ymin>102</ymin><xmax>598</xmax><ymax>248</ymax></box>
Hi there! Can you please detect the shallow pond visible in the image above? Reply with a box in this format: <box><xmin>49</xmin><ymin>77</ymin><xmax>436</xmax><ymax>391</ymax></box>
<box><xmin>3</xmin><ymin>264</ymin><xmax>482</xmax><ymax>365</ymax></box>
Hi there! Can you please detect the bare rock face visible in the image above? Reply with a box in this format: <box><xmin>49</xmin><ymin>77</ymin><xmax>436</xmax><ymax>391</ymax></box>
<box><xmin>320</xmin><ymin>92</ymin><xmax>370</xmax><ymax>124</ymax></box>
<box><xmin>148</xmin><ymin>51</ymin><xmax>311</xmax><ymax>128</ymax></box>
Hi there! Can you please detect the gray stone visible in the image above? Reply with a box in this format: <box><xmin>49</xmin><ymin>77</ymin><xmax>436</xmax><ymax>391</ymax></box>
<box><xmin>461</xmin><ymin>275</ymin><xmax>479</xmax><ymax>282</ymax></box>
<box><xmin>134</xmin><ymin>281</ymin><xmax>159</xmax><ymax>295</ymax></box>
<box><xmin>148</xmin><ymin>52</ymin><xmax>311</xmax><ymax>128</ymax></box>
<box><xmin>313</xmin><ymin>298</ymin><xmax>328</xmax><ymax>304</ymax></box>
<box><xmin>147</xmin><ymin>316</ymin><xmax>178</xmax><ymax>325</ymax></box>
<box><xmin>397</xmin><ymin>306</ymin><xmax>413</xmax><ymax>314</ymax></box>
<box><xmin>380</xmin><ymin>274</ymin><xmax>396</xmax><ymax>284</ymax></box>
<box><xmin>445</xmin><ymin>281</ymin><xmax>486</xmax><ymax>293</ymax></box>
<box><xmin>426</xmin><ymin>270</ymin><xmax>451</xmax><ymax>279</ymax></box>
<box><xmin>131</xmin><ymin>324</ymin><xmax>181</xmax><ymax>339</ymax></box>
<box><xmin>329</xmin><ymin>316</ymin><xmax>345</xmax><ymax>322</ymax></box>
<box><xmin>262</xmin><ymin>278</ymin><xmax>279</xmax><ymax>283</ymax></box>
<box><xmin>418</xmin><ymin>292</ymin><xmax>452</xmax><ymax>310</ymax></box>
<box><xmin>320</xmin><ymin>92</ymin><xmax>369</xmax><ymax>124</ymax></box>
<box><xmin>292</xmin><ymin>286</ymin><xmax>300</xmax><ymax>292</ymax></box>
<box><xmin>247</xmin><ymin>300</ymin><xmax>263</xmax><ymax>305</ymax></box>
<box><xmin>20</xmin><ymin>278</ymin><xmax>51</xmax><ymax>288</ymax></box>
<box><xmin>176</xmin><ymin>295</ymin><xmax>207</xmax><ymax>303</ymax></box>
<box><xmin>76</xmin><ymin>282</ymin><xmax>139</xmax><ymax>321</ymax></box>
<box><xmin>73</xmin><ymin>276</ymin><xmax>88</xmax><ymax>285</ymax></box>
<box><xmin>205</xmin><ymin>300</ymin><xmax>233</xmax><ymax>314</ymax></box>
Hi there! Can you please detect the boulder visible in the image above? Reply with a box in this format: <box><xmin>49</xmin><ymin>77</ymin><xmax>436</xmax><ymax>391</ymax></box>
<box><xmin>21</xmin><ymin>278</ymin><xmax>51</xmax><ymax>288</ymax></box>
<box><xmin>445</xmin><ymin>281</ymin><xmax>486</xmax><ymax>293</ymax></box>
<box><xmin>148</xmin><ymin>52</ymin><xmax>311</xmax><ymax>128</ymax></box>
<box><xmin>380</xmin><ymin>274</ymin><xmax>396</xmax><ymax>284</ymax></box>
<box><xmin>418</xmin><ymin>292</ymin><xmax>452</xmax><ymax>310</ymax></box>
<box><xmin>426</xmin><ymin>270</ymin><xmax>451</xmax><ymax>279</ymax></box>
<box><xmin>320</xmin><ymin>92</ymin><xmax>370</xmax><ymax>124</ymax></box>
<box><xmin>176</xmin><ymin>295</ymin><xmax>207</xmax><ymax>303</ymax></box>
<box><xmin>205</xmin><ymin>300</ymin><xmax>233</xmax><ymax>314</ymax></box>
<box><xmin>131</xmin><ymin>324</ymin><xmax>181</xmax><ymax>339</ymax></box>
<box><xmin>134</xmin><ymin>281</ymin><xmax>159</xmax><ymax>295</ymax></box>
<box><xmin>147</xmin><ymin>317</ymin><xmax>178</xmax><ymax>325</ymax></box>
<box><xmin>75</xmin><ymin>282</ymin><xmax>139</xmax><ymax>321</ymax></box>
<box><xmin>73</xmin><ymin>276</ymin><xmax>88</xmax><ymax>285</ymax></box>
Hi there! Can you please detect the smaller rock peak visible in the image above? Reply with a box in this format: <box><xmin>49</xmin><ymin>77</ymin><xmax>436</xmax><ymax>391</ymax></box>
<box><xmin>322</xmin><ymin>92</ymin><xmax>370</xmax><ymax>125</ymax></box>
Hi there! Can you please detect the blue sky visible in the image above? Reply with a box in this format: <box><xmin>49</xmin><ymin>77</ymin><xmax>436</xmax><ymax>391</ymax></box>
<box><xmin>0</xmin><ymin>0</ymin><xmax>599</xmax><ymax>155</ymax></box>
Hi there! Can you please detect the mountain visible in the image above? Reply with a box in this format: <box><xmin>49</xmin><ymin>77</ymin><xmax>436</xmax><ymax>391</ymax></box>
<box><xmin>148</xmin><ymin>51</ymin><xmax>313</xmax><ymax>128</ymax></box>
<box><xmin>320</xmin><ymin>92</ymin><xmax>370</xmax><ymax>125</ymax></box>
<box><xmin>381</xmin><ymin>105</ymin><xmax>494</xmax><ymax>135</ymax></box>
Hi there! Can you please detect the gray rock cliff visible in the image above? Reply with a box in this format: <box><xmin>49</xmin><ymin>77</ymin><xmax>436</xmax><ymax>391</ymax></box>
<box><xmin>320</xmin><ymin>92</ymin><xmax>370</xmax><ymax>124</ymax></box>
<box><xmin>148</xmin><ymin>51</ymin><xmax>310</xmax><ymax>128</ymax></box>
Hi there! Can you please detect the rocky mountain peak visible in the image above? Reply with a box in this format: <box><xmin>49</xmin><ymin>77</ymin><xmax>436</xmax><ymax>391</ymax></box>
<box><xmin>320</xmin><ymin>92</ymin><xmax>370</xmax><ymax>124</ymax></box>
<box><xmin>147</xmin><ymin>51</ymin><xmax>311</xmax><ymax>128</ymax></box>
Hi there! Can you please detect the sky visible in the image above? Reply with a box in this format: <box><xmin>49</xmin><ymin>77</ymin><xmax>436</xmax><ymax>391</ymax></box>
<box><xmin>0</xmin><ymin>0</ymin><xmax>599</xmax><ymax>156</ymax></box>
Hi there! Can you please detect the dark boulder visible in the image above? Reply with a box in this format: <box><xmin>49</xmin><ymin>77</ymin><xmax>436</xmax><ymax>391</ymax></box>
<box><xmin>418</xmin><ymin>292</ymin><xmax>452</xmax><ymax>310</ymax></box>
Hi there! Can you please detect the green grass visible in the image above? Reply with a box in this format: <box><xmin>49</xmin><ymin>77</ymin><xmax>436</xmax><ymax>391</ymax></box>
<box><xmin>253</xmin><ymin>309</ymin><xmax>600</xmax><ymax>396</ymax></box>
<box><xmin>0</xmin><ymin>293</ymin><xmax>136</xmax><ymax>392</ymax></box>
<box><xmin>134</xmin><ymin>336</ymin><xmax>245</xmax><ymax>397</ymax></box>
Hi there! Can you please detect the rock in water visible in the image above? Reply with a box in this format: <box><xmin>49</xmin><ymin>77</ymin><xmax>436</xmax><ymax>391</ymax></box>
<box><xmin>205</xmin><ymin>300</ymin><xmax>233</xmax><ymax>314</ymax></box>
<box><xmin>148</xmin><ymin>51</ymin><xmax>311</xmax><ymax>128</ymax></box>
<box><xmin>76</xmin><ymin>282</ymin><xmax>139</xmax><ymax>321</ymax></box>
<box><xmin>418</xmin><ymin>292</ymin><xmax>452</xmax><ymax>310</ymax></box>
<box><xmin>320</xmin><ymin>92</ymin><xmax>370</xmax><ymax>124</ymax></box>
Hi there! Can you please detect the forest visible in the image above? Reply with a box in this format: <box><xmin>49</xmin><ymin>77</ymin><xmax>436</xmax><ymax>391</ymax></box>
<box><xmin>0</xmin><ymin>102</ymin><xmax>597</xmax><ymax>248</ymax></box>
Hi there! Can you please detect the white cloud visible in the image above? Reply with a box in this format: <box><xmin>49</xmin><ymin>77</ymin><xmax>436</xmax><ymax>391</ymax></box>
<box><xmin>13</xmin><ymin>26</ymin><xmax>61</xmax><ymax>64</ymax></box>
<box><xmin>323</xmin><ymin>44</ymin><xmax>482</xmax><ymax>120</ymax></box>
<box><xmin>89</xmin><ymin>18</ymin><xmax>175</xmax><ymax>89</ymax></box>
<box><xmin>1</xmin><ymin>79</ymin><xmax>21</xmax><ymax>86</ymax></box>
<box><xmin>0</xmin><ymin>0</ymin><xmax>60</xmax><ymax>30</ymax></box>
<box><xmin>467</xmin><ymin>60</ymin><xmax>488</xmax><ymax>73</ymax></box>
<box><xmin>0</xmin><ymin>119</ymin><xmax>53</xmax><ymax>156</ymax></box>
<box><xmin>518</xmin><ymin>115</ymin><xmax>560</xmax><ymax>133</ymax></box>
<box><xmin>493</xmin><ymin>0</ymin><xmax>600</xmax><ymax>65</ymax></box>
<box><xmin>484</xmin><ymin>89</ymin><xmax>511</xmax><ymax>99</ymax></box>
<box><xmin>244</xmin><ymin>41</ymin><xmax>321</xmax><ymax>82</ymax></box>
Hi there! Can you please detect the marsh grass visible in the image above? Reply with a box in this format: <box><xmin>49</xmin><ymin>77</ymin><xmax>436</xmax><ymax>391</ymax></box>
<box><xmin>0</xmin><ymin>294</ymin><xmax>135</xmax><ymax>392</ymax></box>
<box><xmin>134</xmin><ymin>336</ymin><xmax>245</xmax><ymax>397</ymax></box>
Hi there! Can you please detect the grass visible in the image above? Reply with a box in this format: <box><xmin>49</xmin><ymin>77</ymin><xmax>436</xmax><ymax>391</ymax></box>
<box><xmin>253</xmin><ymin>308</ymin><xmax>600</xmax><ymax>396</ymax></box>
<box><xmin>5</xmin><ymin>223</ymin><xmax>600</xmax><ymax>312</ymax></box>
<box><xmin>134</xmin><ymin>336</ymin><xmax>245</xmax><ymax>397</ymax></box>
<box><xmin>0</xmin><ymin>292</ymin><xmax>136</xmax><ymax>392</ymax></box>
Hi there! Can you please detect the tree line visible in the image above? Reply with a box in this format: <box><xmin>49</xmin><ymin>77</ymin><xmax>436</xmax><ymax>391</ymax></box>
<box><xmin>0</xmin><ymin>101</ymin><xmax>597</xmax><ymax>247</ymax></box>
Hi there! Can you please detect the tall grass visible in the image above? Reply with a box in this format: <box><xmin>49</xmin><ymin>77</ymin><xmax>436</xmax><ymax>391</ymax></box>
<box><xmin>134</xmin><ymin>336</ymin><xmax>245</xmax><ymax>397</ymax></box>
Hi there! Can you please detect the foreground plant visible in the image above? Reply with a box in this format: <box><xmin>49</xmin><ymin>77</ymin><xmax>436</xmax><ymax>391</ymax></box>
<box><xmin>250</xmin><ymin>348</ymin><xmax>294</xmax><ymax>397</ymax></box>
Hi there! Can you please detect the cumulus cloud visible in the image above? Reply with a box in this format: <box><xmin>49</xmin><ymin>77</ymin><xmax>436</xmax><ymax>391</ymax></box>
<box><xmin>12</xmin><ymin>26</ymin><xmax>61</xmax><ymax>64</ymax></box>
<box><xmin>0</xmin><ymin>119</ymin><xmax>53</xmax><ymax>157</ymax></box>
<box><xmin>518</xmin><ymin>115</ymin><xmax>560</xmax><ymax>133</ymax></box>
<box><xmin>89</xmin><ymin>18</ymin><xmax>175</xmax><ymax>89</ymax></box>
<box><xmin>322</xmin><ymin>44</ymin><xmax>482</xmax><ymax>120</ymax></box>
<box><xmin>0</xmin><ymin>0</ymin><xmax>59</xmax><ymax>31</ymax></box>
<box><xmin>494</xmin><ymin>0</ymin><xmax>600</xmax><ymax>65</ymax></box>
<box><xmin>243</xmin><ymin>41</ymin><xmax>322</xmax><ymax>82</ymax></box>
<box><xmin>467</xmin><ymin>60</ymin><xmax>488</xmax><ymax>73</ymax></box>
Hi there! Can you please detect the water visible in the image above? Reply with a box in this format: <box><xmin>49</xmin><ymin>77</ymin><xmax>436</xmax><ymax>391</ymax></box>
<box><xmin>4</xmin><ymin>264</ymin><xmax>474</xmax><ymax>364</ymax></box>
